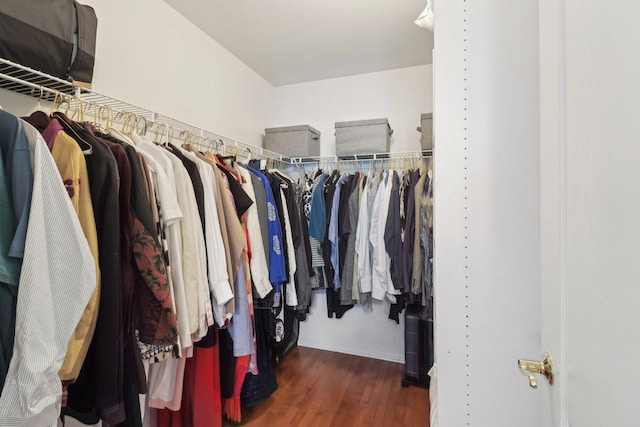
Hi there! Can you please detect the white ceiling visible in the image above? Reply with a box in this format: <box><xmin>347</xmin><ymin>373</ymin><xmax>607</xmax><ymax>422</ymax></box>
<box><xmin>164</xmin><ymin>0</ymin><xmax>433</xmax><ymax>86</ymax></box>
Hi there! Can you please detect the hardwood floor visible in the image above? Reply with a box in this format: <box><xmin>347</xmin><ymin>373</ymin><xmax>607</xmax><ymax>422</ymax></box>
<box><xmin>224</xmin><ymin>346</ymin><xmax>430</xmax><ymax>427</ymax></box>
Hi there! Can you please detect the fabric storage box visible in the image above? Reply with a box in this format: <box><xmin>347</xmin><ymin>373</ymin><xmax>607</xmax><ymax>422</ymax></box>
<box><xmin>264</xmin><ymin>125</ymin><xmax>320</xmax><ymax>157</ymax></box>
<box><xmin>418</xmin><ymin>113</ymin><xmax>433</xmax><ymax>151</ymax></box>
<box><xmin>335</xmin><ymin>118</ymin><xmax>392</xmax><ymax>156</ymax></box>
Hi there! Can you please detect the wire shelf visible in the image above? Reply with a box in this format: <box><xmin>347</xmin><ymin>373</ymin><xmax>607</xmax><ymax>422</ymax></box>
<box><xmin>289</xmin><ymin>150</ymin><xmax>432</xmax><ymax>165</ymax></box>
<box><xmin>0</xmin><ymin>58</ymin><xmax>76</xmax><ymax>98</ymax></box>
<box><xmin>0</xmin><ymin>57</ymin><xmax>286</xmax><ymax>160</ymax></box>
<box><xmin>0</xmin><ymin>57</ymin><xmax>431</xmax><ymax>165</ymax></box>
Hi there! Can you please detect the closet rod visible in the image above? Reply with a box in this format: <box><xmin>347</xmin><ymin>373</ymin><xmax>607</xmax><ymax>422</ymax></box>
<box><xmin>0</xmin><ymin>72</ymin><xmax>63</xmax><ymax>98</ymax></box>
<box><xmin>0</xmin><ymin>57</ymin><xmax>287</xmax><ymax>162</ymax></box>
<box><xmin>289</xmin><ymin>149</ymin><xmax>432</xmax><ymax>165</ymax></box>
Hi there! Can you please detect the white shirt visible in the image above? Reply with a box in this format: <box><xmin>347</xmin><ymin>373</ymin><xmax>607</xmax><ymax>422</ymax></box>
<box><xmin>237</xmin><ymin>167</ymin><xmax>272</xmax><ymax>298</ymax></box>
<box><xmin>165</xmin><ymin>150</ymin><xmax>206</xmax><ymax>336</ymax></box>
<box><xmin>383</xmin><ymin>172</ymin><xmax>401</xmax><ymax>301</ymax></box>
<box><xmin>161</xmin><ymin>149</ymin><xmax>213</xmax><ymax>341</ymax></box>
<box><xmin>370</xmin><ymin>171</ymin><xmax>396</xmax><ymax>302</ymax></box>
<box><xmin>129</xmin><ymin>133</ymin><xmax>183</xmax><ymax>222</ymax></box>
<box><xmin>279</xmin><ymin>187</ymin><xmax>298</xmax><ymax>307</ymax></box>
<box><xmin>0</xmin><ymin>124</ymin><xmax>95</xmax><ymax>427</ymax></box>
<box><xmin>173</xmin><ymin>146</ymin><xmax>233</xmax><ymax>326</ymax></box>
<box><xmin>355</xmin><ymin>171</ymin><xmax>372</xmax><ymax>294</ymax></box>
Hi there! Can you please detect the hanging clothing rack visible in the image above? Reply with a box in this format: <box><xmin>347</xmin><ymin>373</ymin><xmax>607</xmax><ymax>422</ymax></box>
<box><xmin>0</xmin><ymin>57</ymin><xmax>287</xmax><ymax>162</ymax></box>
<box><xmin>289</xmin><ymin>149</ymin><xmax>432</xmax><ymax>165</ymax></box>
<box><xmin>0</xmin><ymin>57</ymin><xmax>431</xmax><ymax>165</ymax></box>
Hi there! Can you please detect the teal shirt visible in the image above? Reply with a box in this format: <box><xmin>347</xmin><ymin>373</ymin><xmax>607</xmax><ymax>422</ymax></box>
<box><xmin>0</xmin><ymin>145</ymin><xmax>21</xmax><ymax>389</ymax></box>
<box><xmin>0</xmin><ymin>109</ymin><xmax>33</xmax><ymax>258</ymax></box>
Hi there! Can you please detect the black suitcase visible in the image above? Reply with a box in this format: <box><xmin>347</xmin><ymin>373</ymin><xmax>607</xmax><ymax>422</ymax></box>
<box><xmin>402</xmin><ymin>303</ymin><xmax>432</xmax><ymax>388</ymax></box>
<box><xmin>0</xmin><ymin>0</ymin><xmax>97</xmax><ymax>86</ymax></box>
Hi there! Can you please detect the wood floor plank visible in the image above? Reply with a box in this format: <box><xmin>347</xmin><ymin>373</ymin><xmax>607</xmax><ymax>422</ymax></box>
<box><xmin>223</xmin><ymin>346</ymin><xmax>429</xmax><ymax>426</ymax></box>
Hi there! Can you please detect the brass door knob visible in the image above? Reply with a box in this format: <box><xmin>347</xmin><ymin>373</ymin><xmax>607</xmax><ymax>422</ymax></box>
<box><xmin>517</xmin><ymin>353</ymin><xmax>554</xmax><ymax>389</ymax></box>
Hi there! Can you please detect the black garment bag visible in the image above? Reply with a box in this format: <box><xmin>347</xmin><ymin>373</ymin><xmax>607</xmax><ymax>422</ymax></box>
<box><xmin>0</xmin><ymin>0</ymin><xmax>97</xmax><ymax>85</ymax></box>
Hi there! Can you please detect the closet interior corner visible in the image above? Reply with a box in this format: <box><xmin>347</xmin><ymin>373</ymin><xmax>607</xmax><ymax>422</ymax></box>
<box><xmin>0</xmin><ymin>2</ymin><xmax>433</xmax><ymax>425</ymax></box>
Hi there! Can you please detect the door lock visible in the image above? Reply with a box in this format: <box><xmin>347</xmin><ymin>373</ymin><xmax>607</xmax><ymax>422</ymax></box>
<box><xmin>517</xmin><ymin>352</ymin><xmax>554</xmax><ymax>389</ymax></box>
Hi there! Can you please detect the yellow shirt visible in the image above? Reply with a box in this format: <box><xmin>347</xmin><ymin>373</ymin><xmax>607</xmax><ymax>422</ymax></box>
<box><xmin>50</xmin><ymin>129</ymin><xmax>101</xmax><ymax>382</ymax></box>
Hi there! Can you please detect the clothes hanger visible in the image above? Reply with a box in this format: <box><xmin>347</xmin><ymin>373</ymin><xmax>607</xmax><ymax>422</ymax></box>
<box><xmin>272</xmin><ymin>165</ymin><xmax>290</xmax><ymax>182</ymax></box>
<box><xmin>216</xmin><ymin>143</ymin><xmax>237</xmax><ymax>163</ymax></box>
<box><xmin>168</xmin><ymin>125</ymin><xmax>176</xmax><ymax>145</ymax></box>
<box><xmin>234</xmin><ymin>146</ymin><xmax>250</xmax><ymax>168</ymax></box>
<box><xmin>51</xmin><ymin>109</ymin><xmax>94</xmax><ymax>155</ymax></box>
<box><xmin>151</xmin><ymin>122</ymin><xmax>161</xmax><ymax>144</ymax></box>
<box><xmin>114</xmin><ymin>111</ymin><xmax>128</xmax><ymax>134</ymax></box>
<box><xmin>97</xmin><ymin>105</ymin><xmax>113</xmax><ymax>131</ymax></box>
<box><xmin>192</xmin><ymin>134</ymin><xmax>202</xmax><ymax>150</ymax></box>
<box><xmin>82</xmin><ymin>102</ymin><xmax>101</xmax><ymax>134</ymax></box>
<box><xmin>312</xmin><ymin>160</ymin><xmax>322</xmax><ymax>178</ymax></box>
<box><xmin>112</xmin><ymin>111</ymin><xmax>123</xmax><ymax>128</ymax></box>
<box><xmin>179</xmin><ymin>128</ymin><xmax>191</xmax><ymax>152</ymax></box>
<box><xmin>49</xmin><ymin>91</ymin><xmax>69</xmax><ymax>117</ymax></box>
<box><xmin>294</xmin><ymin>158</ymin><xmax>304</xmax><ymax>180</ymax></box>
<box><xmin>24</xmin><ymin>87</ymin><xmax>52</xmax><ymax>131</ymax></box>
<box><xmin>49</xmin><ymin>91</ymin><xmax>60</xmax><ymax>115</ymax></box>
<box><xmin>180</xmin><ymin>129</ymin><xmax>190</xmax><ymax>146</ymax></box>
<box><xmin>70</xmin><ymin>96</ymin><xmax>87</xmax><ymax>122</ymax></box>
<box><xmin>136</xmin><ymin>115</ymin><xmax>147</xmax><ymax>137</ymax></box>
<box><xmin>122</xmin><ymin>112</ymin><xmax>137</xmax><ymax>135</ymax></box>
<box><xmin>204</xmin><ymin>137</ymin><xmax>216</xmax><ymax>152</ymax></box>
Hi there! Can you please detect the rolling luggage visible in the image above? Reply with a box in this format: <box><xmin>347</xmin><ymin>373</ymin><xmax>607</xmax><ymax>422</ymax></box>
<box><xmin>402</xmin><ymin>303</ymin><xmax>432</xmax><ymax>388</ymax></box>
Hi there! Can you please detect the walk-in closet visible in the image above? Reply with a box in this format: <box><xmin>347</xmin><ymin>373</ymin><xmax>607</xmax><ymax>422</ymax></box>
<box><xmin>0</xmin><ymin>1</ymin><xmax>434</xmax><ymax>426</ymax></box>
<box><xmin>8</xmin><ymin>0</ymin><xmax>637</xmax><ymax>426</ymax></box>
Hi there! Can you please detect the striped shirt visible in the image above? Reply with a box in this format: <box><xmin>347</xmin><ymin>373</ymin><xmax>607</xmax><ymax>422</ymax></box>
<box><xmin>0</xmin><ymin>122</ymin><xmax>96</xmax><ymax>427</ymax></box>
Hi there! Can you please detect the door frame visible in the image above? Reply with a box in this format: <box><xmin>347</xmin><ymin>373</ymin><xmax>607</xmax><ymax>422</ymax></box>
<box><xmin>539</xmin><ymin>0</ymin><xmax>568</xmax><ymax>424</ymax></box>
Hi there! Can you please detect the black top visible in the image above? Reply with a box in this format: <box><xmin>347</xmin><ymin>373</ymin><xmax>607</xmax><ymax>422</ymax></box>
<box><xmin>322</xmin><ymin>177</ymin><xmax>337</xmax><ymax>290</ymax></box>
<box><xmin>402</xmin><ymin>170</ymin><xmax>421</xmax><ymax>293</ymax></box>
<box><xmin>98</xmin><ymin>134</ymin><xmax>176</xmax><ymax>349</ymax></box>
<box><xmin>267</xmin><ymin>172</ymin><xmax>290</xmax><ymax>281</ymax></box>
<box><xmin>217</xmin><ymin>164</ymin><xmax>253</xmax><ymax>218</ymax></box>
<box><xmin>337</xmin><ymin>174</ymin><xmax>357</xmax><ymax>278</ymax></box>
<box><xmin>52</xmin><ymin>114</ymin><xmax>122</xmax><ymax>425</ymax></box>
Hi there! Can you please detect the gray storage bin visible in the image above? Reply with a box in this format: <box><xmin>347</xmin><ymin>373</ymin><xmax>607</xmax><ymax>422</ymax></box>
<box><xmin>264</xmin><ymin>125</ymin><xmax>320</xmax><ymax>157</ymax></box>
<box><xmin>418</xmin><ymin>113</ymin><xmax>433</xmax><ymax>151</ymax></box>
<box><xmin>335</xmin><ymin>118</ymin><xmax>392</xmax><ymax>156</ymax></box>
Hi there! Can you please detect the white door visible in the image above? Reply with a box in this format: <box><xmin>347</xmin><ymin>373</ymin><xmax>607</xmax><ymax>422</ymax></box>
<box><xmin>435</xmin><ymin>0</ymin><xmax>640</xmax><ymax>425</ymax></box>
<box><xmin>539</xmin><ymin>0</ymin><xmax>640</xmax><ymax>425</ymax></box>
<box><xmin>433</xmin><ymin>1</ymin><xmax>542</xmax><ymax>426</ymax></box>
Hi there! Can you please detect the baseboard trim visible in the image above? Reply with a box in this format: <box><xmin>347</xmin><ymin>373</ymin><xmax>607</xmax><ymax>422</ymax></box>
<box><xmin>297</xmin><ymin>340</ymin><xmax>405</xmax><ymax>364</ymax></box>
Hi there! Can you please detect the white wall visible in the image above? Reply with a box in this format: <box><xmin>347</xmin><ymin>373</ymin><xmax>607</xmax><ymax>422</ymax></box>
<box><xmin>270</xmin><ymin>65</ymin><xmax>432</xmax><ymax>363</ymax></box>
<box><xmin>270</xmin><ymin>65</ymin><xmax>432</xmax><ymax>156</ymax></box>
<box><xmin>433</xmin><ymin>0</ymin><xmax>541</xmax><ymax>426</ymax></box>
<box><xmin>88</xmin><ymin>0</ymin><xmax>275</xmax><ymax>146</ymax></box>
<box><xmin>0</xmin><ymin>0</ymin><xmax>275</xmax><ymax>146</ymax></box>
<box><xmin>0</xmin><ymin>90</ymin><xmax>47</xmax><ymax>117</ymax></box>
